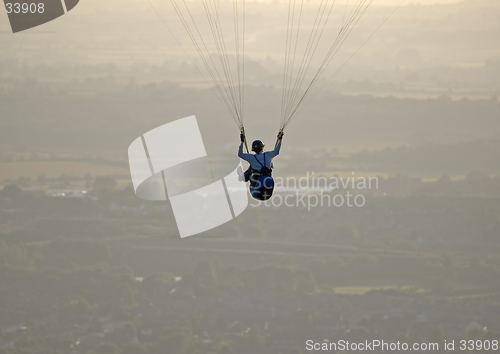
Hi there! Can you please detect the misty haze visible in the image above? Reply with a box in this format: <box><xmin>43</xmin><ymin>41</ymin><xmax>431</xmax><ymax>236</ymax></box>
<box><xmin>1</xmin><ymin>0</ymin><xmax>500</xmax><ymax>353</ymax></box>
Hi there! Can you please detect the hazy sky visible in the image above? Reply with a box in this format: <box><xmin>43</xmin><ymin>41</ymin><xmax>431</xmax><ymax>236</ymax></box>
<box><xmin>244</xmin><ymin>0</ymin><xmax>464</xmax><ymax>4</ymax></box>
<box><xmin>377</xmin><ymin>0</ymin><xmax>462</xmax><ymax>4</ymax></box>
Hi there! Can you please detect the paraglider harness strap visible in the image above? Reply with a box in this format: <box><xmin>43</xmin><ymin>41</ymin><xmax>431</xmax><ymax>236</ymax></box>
<box><xmin>253</xmin><ymin>154</ymin><xmax>272</xmax><ymax>176</ymax></box>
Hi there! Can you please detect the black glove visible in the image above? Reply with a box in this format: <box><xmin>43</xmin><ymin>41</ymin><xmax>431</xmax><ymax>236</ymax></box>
<box><xmin>277</xmin><ymin>131</ymin><xmax>284</xmax><ymax>140</ymax></box>
<box><xmin>240</xmin><ymin>133</ymin><xmax>245</xmax><ymax>142</ymax></box>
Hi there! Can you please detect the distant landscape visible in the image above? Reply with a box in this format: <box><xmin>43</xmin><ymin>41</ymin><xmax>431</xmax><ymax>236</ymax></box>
<box><xmin>1</xmin><ymin>1</ymin><xmax>500</xmax><ymax>354</ymax></box>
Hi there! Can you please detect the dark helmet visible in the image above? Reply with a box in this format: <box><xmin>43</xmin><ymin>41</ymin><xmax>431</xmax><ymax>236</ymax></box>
<box><xmin>252</xmin><ymin>140</ymin><xmax>265</xmax><ymax>153</ymax></box>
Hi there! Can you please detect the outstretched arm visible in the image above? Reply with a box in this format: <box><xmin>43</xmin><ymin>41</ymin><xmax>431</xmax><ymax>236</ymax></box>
<box><xmin>238</xmin><ymin>135</ymin><xmax>253</xmax><ymax>162</ymax></box>
<box><xmin>267</xmin><ymin>132</ymin><xmax>283</xmax><ymax>159</ymax></box>
<box><xmin>267</xmin><ymin>142</ymin><xmax>281</xmax><ymax>159</ymax></box>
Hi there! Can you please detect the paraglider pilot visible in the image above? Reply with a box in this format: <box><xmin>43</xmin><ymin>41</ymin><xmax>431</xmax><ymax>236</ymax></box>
<box><xmin>238</xmin><ymin>131</ymin><xmax>284</xmax><ymax>200</ymax></box>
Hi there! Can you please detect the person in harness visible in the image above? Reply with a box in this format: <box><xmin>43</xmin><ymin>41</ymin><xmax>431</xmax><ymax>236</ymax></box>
<box><xmin>238</xmin><ymin>131</ymin><xmax>284</xmax><ymax>200</ymax></box>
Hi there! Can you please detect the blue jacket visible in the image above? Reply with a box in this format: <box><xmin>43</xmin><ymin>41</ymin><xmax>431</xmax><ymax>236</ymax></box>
<box><xmin>238</xmin><ymin>142</ymin><xmax>281</xmax><ymax>171</ymax></box>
